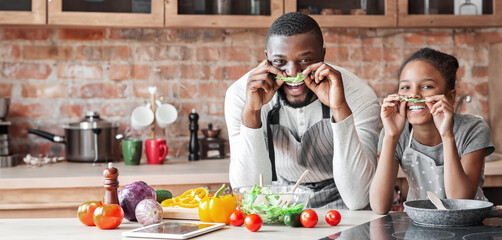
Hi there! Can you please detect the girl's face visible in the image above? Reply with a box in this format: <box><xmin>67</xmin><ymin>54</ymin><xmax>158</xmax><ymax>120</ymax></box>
<box><xmin>398</xmin><ymin>60</ymin><xmax>454</xmax><ymax>125</ymax></box>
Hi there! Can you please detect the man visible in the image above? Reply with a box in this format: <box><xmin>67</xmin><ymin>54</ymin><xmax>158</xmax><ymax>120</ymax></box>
<box><xmin>225</xmin><ymin>12</ymin><xmax>379</xmax><ymax>209</ymax></box>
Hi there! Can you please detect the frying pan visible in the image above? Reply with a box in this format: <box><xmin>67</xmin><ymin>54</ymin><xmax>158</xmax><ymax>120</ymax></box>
<box><xmin>404</xmin><ymin>199</ymin><xmax>499</xmax><ymax>227</ymax></box>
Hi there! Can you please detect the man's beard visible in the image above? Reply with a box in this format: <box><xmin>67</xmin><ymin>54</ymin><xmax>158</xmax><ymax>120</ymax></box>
<box><xmin>277</xmin><ymin>86</ymin><xmax>316</xmax><ymax>109</ymax></box>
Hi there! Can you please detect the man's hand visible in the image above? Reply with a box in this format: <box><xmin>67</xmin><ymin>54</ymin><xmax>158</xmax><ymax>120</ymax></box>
<box><xmin>302</xmin><ymin>62</ymin><xmax>351</xmax><ymax>122</ymax></box>
<box><xmin>242</xmin><ymin>60</ymin><xmax>285</xmax><ymax>128</ymax></box>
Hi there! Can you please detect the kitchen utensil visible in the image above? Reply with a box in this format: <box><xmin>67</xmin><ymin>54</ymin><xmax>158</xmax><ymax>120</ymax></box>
<box><xmin>145</xmin><ymin>138</ymin><xmax>168</xmax><ymax>164</ymax></box>
<box><xmin>404</xmin><ymin>199</ymin><xmax>499</xmax><ymax>227</ymax></box>
<box><xmin>188</xmin><ymin>109</ymin><xmax>199</xmax><ymax>161</ymax></box>
<box><xmin>155</xmin><ymin>103</ymin><xmax>177</xmax><ymax>128</ymax></box>
<box><xmin>122</xmin><ymin>138</ymin><xmax>142</xmax><ymax>165</ymax></box>
<box><xmin>254</xmin><ymin>174</ymin><xmax>266</xmax><ymax>209</ymax></box>
<box><xmin>131</xmin><ymin>105</ymin><xmax>154</xmax><ymax>131</ymax></box>
<box><xmin>426</xmin><ymin>191</ymin><xmax>447</xmax><ymax>210</ymax></box>
<box><xmin>0</xmin><ymin>98</ymin><xmax>10</xmax><ymax>119</ymax></box>
<box><xmin>28</xmin><ymin>111</ymin><xmax>122</xmax><ymax>163</ymax></box>
<box><xmin>279</xmin><ymin>170</ymin><xmax>309</xmax><ymax>207</ymax></box>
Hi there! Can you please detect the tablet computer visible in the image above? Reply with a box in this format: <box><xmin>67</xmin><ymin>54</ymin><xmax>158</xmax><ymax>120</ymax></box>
<box><xmin>122</xmin><ymin>221</ymin><xmax>225</xmax><ymax>239</ymax></box>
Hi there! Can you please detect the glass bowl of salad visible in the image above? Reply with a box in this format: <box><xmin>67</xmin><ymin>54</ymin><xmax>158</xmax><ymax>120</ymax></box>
<box><xmin>233</xmin><ymin>185</ymin><xmax>312</xmax><ymax>224</ymax></box>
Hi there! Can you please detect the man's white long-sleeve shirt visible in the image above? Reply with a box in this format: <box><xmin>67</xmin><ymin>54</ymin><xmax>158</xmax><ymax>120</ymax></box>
<box><xmin>225</xmin><ymin>65</ymin><xmax>380</xmax><ymax>210</ymax></box>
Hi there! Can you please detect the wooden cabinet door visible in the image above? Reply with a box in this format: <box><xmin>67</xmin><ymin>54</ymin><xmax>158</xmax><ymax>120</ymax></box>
<box><xmin>48</xmin><ymin>0</ymin><xmax>164</xmax><ymax>27</ymax></box>
<box><xmin>398</xmin><ymin>0</ymin><xmax>502</xmax><ymax>27</ymax></box>
<box><xmin>284</xmin><ymin>0</ymin><xmax>397</xmax><ymax>28</ymax></box>
<box><xmin>0</xmin><ymin>0</ymin><xmax>46</xmax><ymax>25</ymax></box>
<box><xmin>165</xmin><ymin>0</ymin><xmax>284</xmax><ymax>28</ymax></box>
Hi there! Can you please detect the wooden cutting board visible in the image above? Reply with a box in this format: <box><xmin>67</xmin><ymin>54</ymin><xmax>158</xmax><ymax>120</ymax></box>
<box><xmin>162</xmin><ymin>207</ymin><xmax>199</xmax><ymax>220</ymax></box>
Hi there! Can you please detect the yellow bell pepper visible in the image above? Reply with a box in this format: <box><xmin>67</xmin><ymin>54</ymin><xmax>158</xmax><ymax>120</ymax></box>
<box><xmin>198</xmin><ymin>184</ymin><xmax>236</xmax><ymax>224</ymax></box>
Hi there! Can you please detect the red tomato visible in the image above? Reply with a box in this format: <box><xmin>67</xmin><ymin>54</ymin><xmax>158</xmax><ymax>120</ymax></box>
<box><xmin>300</xmin><ymin>209</ymin><xmax>318</xmax><ymax>228</ymax></box>
<box><xmin>244</xmin><ymin>214</ymin><xmax>262</xmax><ymax>232</ymax></box>
<box><xmin>92</xmin><ymin>204</ymin><xmax>124</xmax><ymax>230</ymax></box>
<box><xmin>229</xmin><ymin>210</ymin><xmax>245</xmax><ymax>226</ymax></box>
<box><xmin>325</xmin><ymin>210</ymin><xmax>342</xmax><ymax>226</ymax></box>
<box><xmin>77</xmin><ymin>201</ymin><xmax>102</xmax><ymax>226</ymax></box>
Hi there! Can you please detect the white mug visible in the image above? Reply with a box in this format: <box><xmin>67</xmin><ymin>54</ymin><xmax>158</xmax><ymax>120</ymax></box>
<box><xmin>156</xmin><ymin>104</ymin><xmax>178</xmax><ymax>128</ymax></box>
<box><xmin>131</xmin><ymin>106</ymin><xmax>154</xmax><ymax>130</ymax></box>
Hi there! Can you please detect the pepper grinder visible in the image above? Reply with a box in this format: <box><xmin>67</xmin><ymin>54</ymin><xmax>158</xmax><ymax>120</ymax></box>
<box><xmin>189</xmin><ymin>109</ymin><xmax>200</xmax><ymax>161</ymax></box>
<box><xmin>103</xmin><ymin>162</ymin><xmax>119</xmax><ymax>204</ymax></box>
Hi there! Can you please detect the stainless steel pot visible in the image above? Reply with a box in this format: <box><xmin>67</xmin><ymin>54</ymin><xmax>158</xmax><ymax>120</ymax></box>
<box><xmin>28</xmin><ymin>111</ymin><xmax>123</xmax><ymax>163</ymax></box>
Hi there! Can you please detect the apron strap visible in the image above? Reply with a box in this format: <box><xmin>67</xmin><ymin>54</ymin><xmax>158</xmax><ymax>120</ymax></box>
<box><xmin>267</xmin><ymin>98</ymin><xmax>281</xmax><ymax>181</ymax></box>
<box><xmin>408</xmin><ymin>128</ymin><xmax>414</xmax><ymax>148</ymax></box>
<box><xmin>267</xmin><ymin>98</ymin><xmax>330</xmax><ymax>181</ymax></box>
<box><xmin>322</xmin><ymin>104</ymin><xmax>330</xmax><ymax>119</ymax></box>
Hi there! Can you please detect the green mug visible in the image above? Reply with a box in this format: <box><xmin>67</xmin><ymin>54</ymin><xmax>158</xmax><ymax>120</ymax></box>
<box><xmin>122</xmin><ymin>139</ymin><xmax>142</xmax><ymax>165</ymax></box>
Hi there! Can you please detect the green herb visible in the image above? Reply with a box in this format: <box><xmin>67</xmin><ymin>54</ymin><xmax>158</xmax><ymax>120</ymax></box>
<box><xmin>240</xmin><ymin>185</ymin><xmax>304</xmax><ymax>224</ymax></box>
<box><xmin>400</xmin><ymin>96</ymin><xmax>426</xmax><ymax>103</ymax></box>
<box><xmin>275</xmin><ymin>73</ymin><xmax>307</xmax><ymax>82</ymax></box>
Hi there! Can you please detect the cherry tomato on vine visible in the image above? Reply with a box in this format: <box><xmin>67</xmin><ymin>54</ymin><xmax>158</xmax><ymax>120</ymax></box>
<box><xmin>244</xmin><ymin>214</ymin><xmax>262</xmax><ymax>232</ymax></box>
<box><xmin>300</xmin><ymin>209</ymin><xmax>318</xmax><ymax>228</ymax></box>
<box><xmin>325</xmin><ymin>210</ymin><xmax>342</xmax><ymax>226</ymax></box>
<box><xmin>77</xmin><ymin>201</ymin><xmax>102</xmax><ymax>226</ymax></box>
<box><xmin>229</xmin><ymin>210</ymin><xmax>245</xmax><ymax>226</ymax></box>
<box><xmin>92</xmin><ymin>204</ymin><xmax>124</xmax><ymax>230</ymax></box>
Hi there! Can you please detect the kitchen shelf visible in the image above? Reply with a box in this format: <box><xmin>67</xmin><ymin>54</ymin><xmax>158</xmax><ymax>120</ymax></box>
<box><xmin>0</xmin><ymin>0</ymin><xmax>45</xmax><ymax>25</ymax></box>
<box><xmin>165</xmin><ymin>0</ymin><xmax>284</xmax><ymax>28</ymax></box>
<box><xmin>0</xmin><ymin>0</ymin><xmax>501</xmax><ymax>32</ymax></box>
<box><xmin>48</xmin><ymin>0</ymin><xmax>164</xmax><ymax>27</ymax></box>
<box><xmin>284</xmin><ymin>0</ymin><xmax>397</xmax><ymax>28</ymax></box>
<box><xmin>398</xmin><ymin>0</ymin><xmax>502</xmax><ymax>27</ymax></box>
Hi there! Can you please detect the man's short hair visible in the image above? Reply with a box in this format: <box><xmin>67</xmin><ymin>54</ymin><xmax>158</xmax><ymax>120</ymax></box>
<box><xmin>266</xmin><ymin>12</ymin><xmax>324</xmax><ymax>48</ymax></box>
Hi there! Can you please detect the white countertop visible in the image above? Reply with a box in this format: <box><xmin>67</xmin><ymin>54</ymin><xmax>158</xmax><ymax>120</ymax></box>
<box><xmin>0</xmin><ymin>159</ymin><xmax>230</xmax><ymax>189</ymax></box>
<box><xmin>0</xmin><ymin>209</ymin><xmax>383</xmax><ymax>240</ymax></box>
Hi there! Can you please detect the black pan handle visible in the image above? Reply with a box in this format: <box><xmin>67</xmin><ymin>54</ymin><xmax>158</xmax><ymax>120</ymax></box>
<box><xmin>28</xmin><ymin>129</ymin><xmax>65</xmax><ymax>143</ymax></box>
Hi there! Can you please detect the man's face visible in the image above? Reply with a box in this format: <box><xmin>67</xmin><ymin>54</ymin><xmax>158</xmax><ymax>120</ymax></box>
<box><xmin>266</xmin><ymin>32</ymin><xmax>325</xmax><ymax>108</ymax></box>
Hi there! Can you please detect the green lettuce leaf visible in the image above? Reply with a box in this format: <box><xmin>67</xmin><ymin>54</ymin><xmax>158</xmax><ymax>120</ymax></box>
<box><xmin>400</xmin><ymin>96</ymin><xmax>426</xmax><ymax>103</ymax></box>
<box><xmin>275</xmin><ymin>73</ymin><xmax>307</xmax><ymax>82</ymax></box>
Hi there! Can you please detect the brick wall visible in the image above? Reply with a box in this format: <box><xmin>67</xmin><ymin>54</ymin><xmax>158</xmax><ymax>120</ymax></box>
<box><xmin>1</xmin><ymin>27</ymin><xmax>501</xmax><ymax>158</ymax></box>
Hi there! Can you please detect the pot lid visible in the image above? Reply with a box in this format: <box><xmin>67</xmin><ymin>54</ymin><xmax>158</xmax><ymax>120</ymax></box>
<box><xmin>65</xmin><ymin>111</ymin><xmax>118</xmax><ymax>129</ymax></box>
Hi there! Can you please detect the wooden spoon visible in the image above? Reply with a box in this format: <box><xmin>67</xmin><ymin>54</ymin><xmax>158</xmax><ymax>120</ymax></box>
<box><xmin>280</xmin><ymin>170</ymin><xmax>309</xmax><ymax>207</ymax></box>
<box><xmin>253</xmin><ymin>174</ymin><xmax>266</xmax><ymax>208</ymax></box>
<box><xmin>427</xmin><ymin>191</ymin><xmax>447</xmax><ymax>210</ymax></box>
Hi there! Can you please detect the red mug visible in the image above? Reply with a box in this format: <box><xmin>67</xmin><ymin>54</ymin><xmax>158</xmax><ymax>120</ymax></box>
<box><xmin>145</xmin><ymin>138</ymin><xmax>168</xmax><ymax>164</ymax></box>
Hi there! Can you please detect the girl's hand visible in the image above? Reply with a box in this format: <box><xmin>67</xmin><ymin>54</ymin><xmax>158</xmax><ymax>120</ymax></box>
<box><xmin>381</xmin><ymin>94</ymin><xmax>407</xmax><ymax>138</ymax></box>
<box><xmin>425</xmin><ymin>95</ymin><xmax>455</xmax><ymax>138</ymax></box>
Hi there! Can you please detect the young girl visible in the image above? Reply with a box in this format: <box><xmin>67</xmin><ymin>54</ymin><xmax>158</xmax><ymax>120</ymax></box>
<box><xmin>370</xmin><ymin>48</ymin><xmax>495</xmax><ymax>215</ymax></box>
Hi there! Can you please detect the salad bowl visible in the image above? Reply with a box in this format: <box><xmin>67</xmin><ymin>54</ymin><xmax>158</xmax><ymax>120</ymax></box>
<box><xmin>233</xmin><ymin>185</ymin><xmax>312</xmax><ymax>224</ymax></box>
